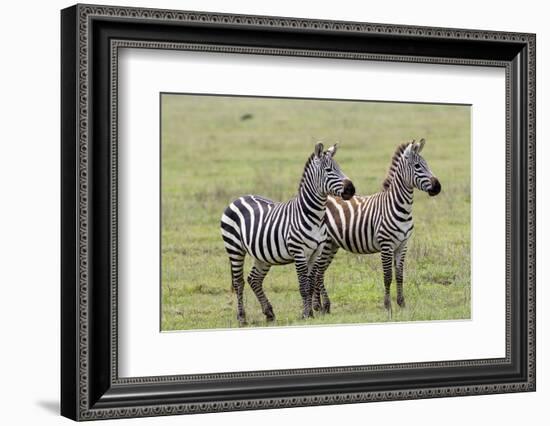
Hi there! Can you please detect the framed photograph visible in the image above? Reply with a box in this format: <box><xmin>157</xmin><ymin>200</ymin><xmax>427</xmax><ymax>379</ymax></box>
<box><xmin>61</xmin><ymin>4</ymin><xmax>536</xmax><ymax>421</ymax></box>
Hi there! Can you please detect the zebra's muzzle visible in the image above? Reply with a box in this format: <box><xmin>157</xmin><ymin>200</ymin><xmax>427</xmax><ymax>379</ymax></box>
<box><xmin>428</xmin><ymin>177</ymin><xmax>441</xmax><ymax>196</ymax></box>
<box><xmin>341</xmin><ymin>179</ymin><xmax>355</xmax><ymax>200</ymax></box>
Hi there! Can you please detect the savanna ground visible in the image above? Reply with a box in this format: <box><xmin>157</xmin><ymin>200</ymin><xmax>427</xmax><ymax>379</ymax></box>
<box><xmin>161</xmin><ymin>94</ymin><xmax>471</xmax><ymax>331</ymax></box>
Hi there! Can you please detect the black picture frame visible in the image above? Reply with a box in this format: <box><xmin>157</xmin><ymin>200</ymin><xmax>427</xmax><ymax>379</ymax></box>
<box><xmin>61</xmin><ymin>3</ymin><xmax>536</xmax><ymax>421</ymax></box>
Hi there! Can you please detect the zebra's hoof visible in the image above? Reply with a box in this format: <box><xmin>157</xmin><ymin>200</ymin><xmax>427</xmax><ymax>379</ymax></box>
<box><xmin>397</xmin><ymin>296</ymin><xmax>406</xmax><ymax>307</ymax></box>
<box><xmin>237</xmin><ymin>316</ymin><xmax>247</xmax><ymax>327</ymax></box>
<box><xmin>302</xmin><ymin>310</ymin><xmax>314</xmax><ymax>320</ymax></box>
<box><xmin>384</xmin><ymin>295</ymin><xmax>391</xmax><ymax>311</ymax></box>
<box><xmin>321</xmin><ymin>304</ymin><xmax>331</xmax><ymax>314</ymax></box>
<box><xmin>263</xmin><ymin>305</ymin><xmax>276</xmax><ymax>322</ymax></box>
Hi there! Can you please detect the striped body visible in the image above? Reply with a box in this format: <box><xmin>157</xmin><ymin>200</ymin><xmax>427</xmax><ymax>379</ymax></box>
<box><xmin>221</xmin><ymin>194</ymin><xmax>327</xmax><ymax>267</ymax></box>
<box><xmin>312</xmin><ymin>139</ymin><xmax>441</xmax><ymax>313</ymax></box>
<box><xmin>325</xmin><ymin>190</ymin><xmax>414</xmax><ymax>255</ymax></box>
<box><xmin>220</xmin><ymin>143</ymin><xmax>355</xmax><ymax>324</ymax></box>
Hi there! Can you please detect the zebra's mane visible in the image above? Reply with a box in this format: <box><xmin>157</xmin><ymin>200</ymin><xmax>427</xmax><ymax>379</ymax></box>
<box><xmin>381</xmin><ymin>142</ymin><xmax>411</xmax><ymax>191</ymax></box>
<box><xmin>298</xmin><ymin>153</ymin><xmax>316</xmax><ymax>191</ymax></box>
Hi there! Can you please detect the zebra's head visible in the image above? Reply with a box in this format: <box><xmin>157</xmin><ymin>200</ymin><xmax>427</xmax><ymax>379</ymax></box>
<box><xmin>313</xmin><ymin>142</ymin><xmax>355</xmax><ymax>200</ymax></box>
<box><xmin>403</xmin><ymin>139</ymin><xmax>441</xmax><ymax>196</ymax></box>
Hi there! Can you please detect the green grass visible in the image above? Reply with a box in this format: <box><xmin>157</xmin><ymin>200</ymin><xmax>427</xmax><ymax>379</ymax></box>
<box><xmin>161</xmin><ymin>95</ymin><xmax>471</xmax><ymax>330</ymax></box>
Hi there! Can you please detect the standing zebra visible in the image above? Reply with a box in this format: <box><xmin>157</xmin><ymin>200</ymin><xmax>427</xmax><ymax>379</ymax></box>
<box><xmin>312</xmin><ymin>139</ymin><xmax>441</xmax><ymax>313</ymax></box>
<box><xmin>220</xmin><ymin>143</ymin><xmax>355</xmax><ymax>325</ymax></box>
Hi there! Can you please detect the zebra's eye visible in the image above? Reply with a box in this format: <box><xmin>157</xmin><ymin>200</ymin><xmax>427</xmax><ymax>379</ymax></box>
<box><xmin>414</xmin><ymin>163</ymin><xmax>422</xmax><ymax>170</ymax></box>
<box><xmin>325</xmin><ymin>167</ymin><xmax>333</xmax><ymax>172</ymax></box>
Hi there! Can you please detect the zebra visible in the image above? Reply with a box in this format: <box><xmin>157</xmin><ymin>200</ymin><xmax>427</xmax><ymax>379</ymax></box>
<box><xmin>220</xmin><ymin>142</ymin><xmax>355</xmax><ymax>325</ymax></box>
<box><xmin>311</xmin><ymin>139</ymin><xmax>441</xmax><ymax>313</ymax></box>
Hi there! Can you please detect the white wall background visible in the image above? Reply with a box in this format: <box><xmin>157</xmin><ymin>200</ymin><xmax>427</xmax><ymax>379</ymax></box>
<box><xmin>0</xmin><ymin>0</ymin><xmax>546</xmax><ymax>424</ymax></box>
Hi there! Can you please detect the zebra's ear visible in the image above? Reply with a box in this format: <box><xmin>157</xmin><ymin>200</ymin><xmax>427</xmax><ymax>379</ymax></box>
<box><xmin>314</xmin><ymin>142</ymin><xmax>324</xmax><ymax>158</ymax></box>
<box><xmin>403</xmin><ymin>143</ymin><xmax>414</xmax><ymax>159</ymax></box>
<box><xmin>417</xmin><ymin>138</ymin><xmax>426</xmax><ymax>153</ymax></box>
<box><xmin>327</xmin><ymin>143</ymin><xmax>339</xmax><ymax>157</ymax></box>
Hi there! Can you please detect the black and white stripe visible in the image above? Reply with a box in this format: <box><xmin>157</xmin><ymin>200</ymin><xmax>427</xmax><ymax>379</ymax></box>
<box><xmin>312</xmin><ymin>139</ymin><xmax>441</xmax><ymax>313</ymax></box>
<box><xmin>221</xmin><ymin>143</ymin><xmax>355</xmax><ymax>324</ymax></box>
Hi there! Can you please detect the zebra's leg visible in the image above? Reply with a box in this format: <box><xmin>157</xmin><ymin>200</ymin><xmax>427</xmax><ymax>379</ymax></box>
<box><xmin>310</xmin><ymin>263</ymin><xmax>322</xmax><ymax>312</ymax></box>
<box><xmin>229</xmin><ymin>257</ymin><xmax>247</xmax><ymax>326</ymax></box>
<box><xmin>312</xmin><ymin>242</ymin><xmax>339</xmax><ymax>314</ymax></box>
<box><xmin>295</xmin><ymin>256</ymin><xmax>314</xmax><ymax>319</ymax></box>
<box><xmin>247</xmin><ymin>260</ymin><xmax>275</xmax><ymax>322</ymax></box>
<box><xmin>381</xmin><ymin>247</ymin><xmax>394</xmax><ymax>310</ymax></box>
<box><xmin>307</xmin><ymin>244</ymin><xmax>324</xmax><ymax>312</ymax></box>
<box><xmin>394</xmin><ymin>242</ymin><xmax>408</xmax><ymax>307</ymax></box>
<box><xmin>320</xmin><ymin>282</ymin><xmax>331</xmax><ymax>314</ymax></box>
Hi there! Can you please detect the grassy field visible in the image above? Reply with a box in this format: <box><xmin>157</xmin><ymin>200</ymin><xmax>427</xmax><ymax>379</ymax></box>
<box><xmin>161</xmin><ymin>94</ymin><xmax>471</xmax><ymax>331</ymax></box>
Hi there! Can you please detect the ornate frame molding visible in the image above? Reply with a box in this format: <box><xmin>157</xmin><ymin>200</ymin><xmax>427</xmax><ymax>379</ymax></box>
<box><xmin>61</xmin><ymin>4</ymin><xmax>535</xmax><ymax>421</ymax></box>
